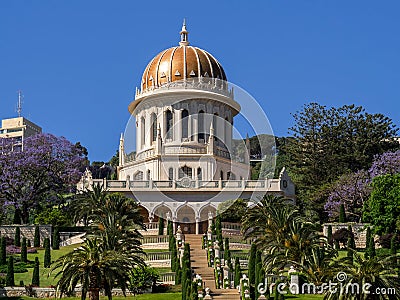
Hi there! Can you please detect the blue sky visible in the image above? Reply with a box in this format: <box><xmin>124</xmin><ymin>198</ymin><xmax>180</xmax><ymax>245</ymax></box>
<box><xmin>1</xmin><ymin>1</ymin><xmax>399</xmax><ymax>162</ymax></box>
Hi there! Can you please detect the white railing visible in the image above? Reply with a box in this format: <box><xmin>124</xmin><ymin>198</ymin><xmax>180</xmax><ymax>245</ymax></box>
<box><xmin>88</xmin><ymin>178</ymin><xmax>289</xmax><ymax>194</ymax></box>
<box><xmin>140</xmin><ymin>251</ymin><xmax>171</xmax><ymax>261</ymax></box>
<box><xmin>159</xmin><ymin>272</ymin><xmax>176</xmax><ymax>284</ymax></box>
<box><xmin>142</xmin><ymin>235</ymin><xmax>170</xmax><ymax>244</ymax></box>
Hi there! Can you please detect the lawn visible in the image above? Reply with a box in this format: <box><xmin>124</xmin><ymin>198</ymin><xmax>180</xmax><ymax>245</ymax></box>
<box><xmin>13</xmin><ymin>244</ymin><xmax>78</xmax><ymax>287</ymax></box>
<box><xmin>12</xmin><ymin>244</ymin><xmax>172</xmax><ymax>287</ymax></box>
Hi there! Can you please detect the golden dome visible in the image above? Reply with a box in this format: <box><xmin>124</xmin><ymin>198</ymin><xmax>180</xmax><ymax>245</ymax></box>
<box><xmin>140</xmin><ymin>21</ymin><xmax>227</xmax><ymax>92</ymax></box>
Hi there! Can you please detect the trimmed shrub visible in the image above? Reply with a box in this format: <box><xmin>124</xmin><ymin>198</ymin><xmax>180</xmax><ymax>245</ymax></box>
<box><xmin>52</xmin><ymin>227</ymin><xmax>60</xmax><ymax>250</ymax></box>
<box><xmin>14</xmin><ymin>227</ymin><xmax>21</xmax><ymax>247</ymax></box>
<box><xmin>0</xmin><ymin>237</ymin><xmax>6</xmax><ymax>265</ymax></box>
<box><xmin>234</xmin><ymin>257</ymin><xmax>241</xmax><ymax>287</ymax></box>
<box><xmin>33</xmin><ymin>226</ymin><xmax>40</xmax><ymax>248</ymax></box>
<box><xmin>339</xmin><ymin>204</ymin><xmax>346</xmax><ymax>222</ymax></box>
<box><xmin>158</xmin><ymin>218</ymin><xmax>164</xmax><ymax>236</ymax></box>
<box><xmin>43</xmin><ymin>238</ymin><xmax>51</xmax><ymax>268</ymax></box>
<box><xmin>327</xmin><ymin>225</ymin><xmax>333</xmax><ymax>246</ymax></box>
<box><xmin>32</xmin><ymin>257</ymin><xmax>39</xmax><ymax>286</ymax></box>
<box><xmin>6</xmin><ymin>257</ymin><xmax>14</xmax><ymax>286</ymax></box>
<box><xmin>21</xmin><ymin>238</ymin><xmax>27</xmax><ymax>263</ymax></box>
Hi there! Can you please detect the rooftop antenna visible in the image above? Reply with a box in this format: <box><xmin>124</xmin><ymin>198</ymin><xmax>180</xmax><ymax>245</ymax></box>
<box><xmin>16</xmin><ymin>90</ymin><xmax>23</xmax><ymax>117</ymax></box>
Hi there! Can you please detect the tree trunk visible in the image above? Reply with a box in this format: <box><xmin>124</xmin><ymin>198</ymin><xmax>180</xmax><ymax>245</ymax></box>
<box><xmin>88</xmin><ymin>288</ymin><xmax>100</xmax><ymax>300</ymax></box>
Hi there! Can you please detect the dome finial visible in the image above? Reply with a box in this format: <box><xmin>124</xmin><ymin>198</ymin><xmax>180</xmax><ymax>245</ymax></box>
<box><xmin>179</xmin><ymin>19</ymin><xmax>189</xmax><ymax>46</ymax></box>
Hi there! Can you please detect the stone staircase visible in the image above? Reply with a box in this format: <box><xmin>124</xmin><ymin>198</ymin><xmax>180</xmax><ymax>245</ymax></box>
<box><xmin>185</xmin><ymin>235</ymin><xmax>240</xmax><ymax>300</ymax></box>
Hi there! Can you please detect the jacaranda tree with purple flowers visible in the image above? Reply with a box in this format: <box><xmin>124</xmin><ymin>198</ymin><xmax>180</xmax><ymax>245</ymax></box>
<box><xmin>0</xmin><ymin>133</ymin><xmax>86</xmax><ymax>224</ymax></box>
<box><xmin>324</xmin><ymin>149</ymin><xmax>400</xmax><ymax>221</ymax></box>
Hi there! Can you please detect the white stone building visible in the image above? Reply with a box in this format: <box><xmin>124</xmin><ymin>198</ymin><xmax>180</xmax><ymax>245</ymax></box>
<box><xmin>83</xmin><ymin>23</ymin><xmax>295</xmax><ymax>234</ymax></box>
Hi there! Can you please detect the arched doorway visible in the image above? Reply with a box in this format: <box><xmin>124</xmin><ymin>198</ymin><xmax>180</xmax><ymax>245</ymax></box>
<box><xmin>176</xmin><ymin>205</ymin><xmax>196</xmax><ymax>234</ymax></box>
<box><xmin>199</xmin><ymin>205</ymin><xmax>217</xmax><ymax>234</ymax></box>
<box><xmin>138</xmin><ymin>205</ymin><xmax>150</xmax><ymax>223</ymax></box>
<box><xmin>153</xmin><ymin>205</ymin><xmax>172</xmax><ymax>222</ymax></box>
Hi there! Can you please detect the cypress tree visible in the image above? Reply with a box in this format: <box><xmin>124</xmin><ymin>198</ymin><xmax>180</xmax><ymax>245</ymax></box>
<box><xmin>158</xmin><ymin>217</ymin><xmax>165</xmax><ymax>236</ymax></box>
<box><xmin>215</xmin><ymin>215</ymin><xmax>223</xmax><ymax>251</ymax></box>
<box><xmin>347</xmin><ymin>236</ymin><xmax>354</xmax><ymax>263</ymax></box>
<box><xmin>175</xmin><ymin>263</ymin><xmax>182</xmax><ymax>285</ymax></box>
<box><xmin>224</xmin><ymin>237</ymin><xmax>232</xmax><ymax>269</ymax></box>
<box><xmin>334</xmin><ymin>239</ymin><xmax>340</xmax><ymax>250</ymax></box>
<box><xmin>365</xmin><ymin>227</ymin><xmax>371</xmax><ymax>253</ymax></box>
<box><xmin>27</xmin><ymin>239</ymin><xmax>31</xmax><ymax>248</ymax></box>
<box><xmin>390</xmin><ymin>234</ymin><xmax>397</xmax><ymax>255</ymax></box>
<box><xmin>44</xmin><ymin>238</ymin><xmax>51</xmax><ymax>268</ymax></box>
<box><xmin>13</xmin><ymin>209</ymin><xmax>21</xmax><ymax>225</ymax></box>
<box><xmin>32</xmin><ymin>257</ymin><xmax>40</xmax><ymax>286</ymax></box>
<box><xmin>21</xmin><ymin>237</ymin><xmax>27</xmax><ymax>263</ymax></box>
<box><xmin>171</xmin><ymin>236</ymin><xmax>177</xmax><ymax>272</ymax></box>
<box><xmin>14</xmin><ymin>227</ymin><xmax>21</xmax><ymax>247</ymax></box>
<box><xmin>6</xmin><ymin>257</ymin><xmax>14</xmax><ymax>287</ymax></box>
<box><xmin>255</xmin><ymin>251</ymin><xmax>262</xmax><ymax>299</ymax></box>
<box><xmin>191</xmin><ymin>281</ymin><xmax>198</xmax><ymax>300</ymax></box>
<box><xmin>234</xmin><ymin>257</ymin><xmax>241</xmax><ymax>287</ymax></box>
<box><xmin>0</xmin><ymin>237</ymin><xmax>6</xmax><ymax>265</ymax></box>
<box><xmin>327</xmin><ymin>225</ymin><xmax>333</xmax><ymax>246</ymax></box>
<box><xmin>248</xmin><ymin>243</ymin><xmax>257</xmax><ymax>285</ymax></box>
<box><xmin>33</xmin><ymin>226</ymin><xmax>40</xmax><ymax>247</ymax></box>
<box><xmin>366</xmin><ymin>237</ymin><xmax>376</xmax><ymax>259</ymax></box>
<box><xmin>52</xmin><ymin>227</ymin><xmax>60</xmax><ymax>250</ymax></box>
<box><xmin>167</xmin><ymin>220</ymin><xmax>173</xmax><ymax>236</ymax></box>
<box><xmin>339</xmin><ymin>204</ymin><xmax>346</xmax><ymax>223</ymax></box>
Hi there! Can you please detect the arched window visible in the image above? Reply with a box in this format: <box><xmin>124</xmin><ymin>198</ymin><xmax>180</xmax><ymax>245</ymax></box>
<box><xmin>168</xmin><ymin>168</ymin><xmax>174</xmax><ymax>180</ymax></box>
<box><xmin>220</xmin><ymin>170</ymin><xmax>224</xmax><ymax>180</ymax></box>
<box><xmin>141</xmin><ymin>117</ymin><xmax>145</xmax><ymax>147</ymax></box>
<box><xmin>151</xmin><ymin>113</ymin><xmax>157</xmax><ymax>142</ymax></box>
<box><xmin>134</xmin><ymin>171</ymin><xmax>143</xmax><ymax>180</ymax></box>
<box><xmin>198</xmin><ymin>110</ymin><xmax>204</xmax><ymax>142</ymax></box>
<box><xmin>179</xmin><ymin>166</ymin><xmax>192</xmax><ymax>179</ymax></box>
<box><xmin>197</xmin><ymin>167</ymin><xmax>202</xmax><ymax>181</ymax></box>
<box><xmin>182</xmin><ymin>109</ymin><xmax>189</xmax><ymax>139</ymax></box>
<box><xmin>147</xmin><ymin>170</ymin><xmax>151</xmax><ymax>180</ymax></box>
<box><xmin>165</xmin><ymin>110</ymin><xmax>173</xmax><ymax>140</ymax></box>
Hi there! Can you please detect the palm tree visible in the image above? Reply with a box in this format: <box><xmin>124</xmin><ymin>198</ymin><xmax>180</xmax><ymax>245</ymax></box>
<box><xmin>242</xmin><ymin>195</ymin><xmax>324</xmax><ymax>273</ymax></box>
<box><xmin>91</xmin><ymin>193</ymin><xmax>146</xmax><ymax>254</ymax></box>
<box><xmin>51</xmin><ymin>237</ymin><xmax>144</xmax><ymax>300</ymax></box>
<box><xmin>71</xmin><ymin>182</ymin><xmax>107</xmax><ymax>226</ymax></box>
<box><xmin>324</xmin><ymin>252</ymin><xmax>400</xmax><ymax>300</ymax></box>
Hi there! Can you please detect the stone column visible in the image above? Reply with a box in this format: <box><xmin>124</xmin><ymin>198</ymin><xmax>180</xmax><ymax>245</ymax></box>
<box><xmin>195</xmin><ymin>217</ymin><xmax>200</xmax><ymax>235</ymax></box>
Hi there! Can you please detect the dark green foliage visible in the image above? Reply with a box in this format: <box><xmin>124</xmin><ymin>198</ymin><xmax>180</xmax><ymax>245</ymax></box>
<box><xmin>234</xmin><ymin>257</ymin><xmax>241</xmax><ymax>287</ymax></box>
<box><xmin>52</xmin><ymin>227</ymin><xmax>60</xmax><ymax>250</ymax></box>
<box><xmin>366</xmin><ymin>237</ymin><xmax>376</xmax><ymax>259</ymax></box>
<box><xmin>43</xmin><ymin>238</ymin><xmax>51</xmax><ymax>268</ymax></box>
<box><xmin>285</xmin><ymin>103</ymin><xmax>398</xmax><ymax>221</ymax></box>
<box><xmin>13</xmin><ymin>208</ymin><xmax>21</xmax><ymax>225</ymax></box>
<box><xmin>215</xmin><ymin>215</ymin><xmax>223</xmax><ymax>251</ymax></box>
<box><xmin>363</xmin><ymin>174</ymin><xmax>400</xmax><ymax>235</ymax></box>
<box><xmin>224</xmin><ymin>237</ymin><xmax>232</xmax><ymax>270</ymax></box>
<box><xmin>32</xmin><ymin>257</ymin><xmax>39</xmax><ymax>286</ymax></box>
<box><xmin>339</xmin><ymin>204</ymin><xmax>346</xmax><ymax>223</ymax></box>
<box><xmin>33</xmin><ymin>226</ymin><xmax>40</xmax><ymax>248</ymax></box>
<box><xmin>0</xmin><ymin>237</ymin><xmax>6</xmax><ymax>265</ymax></box>
<box><xmin>14</xmin><ymin>227</ymin><xmax>21</xmax><ymax>247</ymax></box>
<box><xmin>255</xmin><ymin>251</ymin><xmax>262</xmax><ymax>299</ymax></box>
<box><xmin>158</xmin><ymin>217</ymin><xmax>164</xmax><ymax>236</ymax></box>
<box><xmin>391</xmin><ymin>234</ymin><xmax>397</xmax><ymax>255</ymax></box>
<box><xmin>335</xmin><ymin>239</ymin><xmax>340</xmax><ymax>250</ymax></box>
<box><xmin>191</xmin><ymin>281</ymin><xmax>198</xmax><ymax>300</ymax></box>
<box><xmin>175</xmin><ymin>263</ymin><xmax>181</xmax><ymax>285</ymax></box>
<box><xmin>167</xmin><ymin>220</ymin><xmax>173</xmax><ymax>236</ymax></box>
<box><xmin>181</xmin><ymin>243</ymin><xmax>192</xmax><ymax>300</ymax></box>
<box><xmin>6</xmin><ymin>257</ymin><xmax>14</xmax><ymax>287</ymax></box>
<box><xmin>248</xmin><ymin>243</ymin><xmax>257</xmax><ymax>285</ymax></box>
<box><xmin>19</xmin><ymin>280</ymin><xmax>24</xmax><ymax>286</ymax></box>
<box><xmin>327</xmin><ymin>225</ymin><xmax>333</xmax><ymax>246</ymax></box>
<box><xmin>347</xmin><ymin>237</ymin><xmax>354</xmax><ymax>263</ymax></box>
<box><xmin>21</xmin><ymin>237</ymin><xmax>27</xmax><ymax>263</ymax></box>
<box><xmin>365</xmin><ymin>227</ymin><xmax>371</xmax><ymax>251</ymax></box>
<box><xmin>170</xmin><ymin>236</ymin><xmax>177</xmax><ymax>272</ymax></box>
<box><xmin>27</xmin><ymin>239</ymin><xmax>31</xmax><ymax>248</ymax></box>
